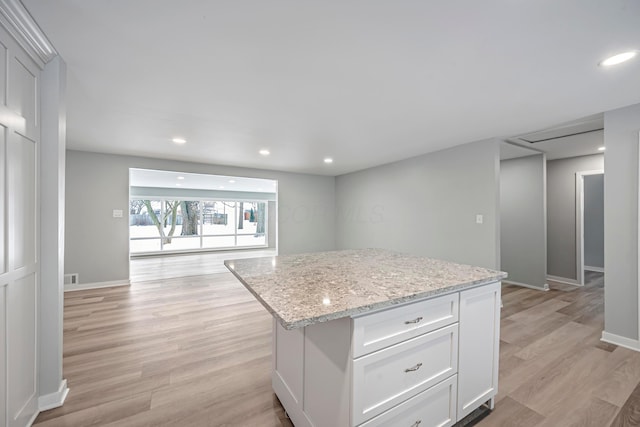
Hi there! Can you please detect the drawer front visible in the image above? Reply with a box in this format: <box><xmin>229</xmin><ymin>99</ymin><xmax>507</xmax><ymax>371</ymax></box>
<box><xmin>353</xmin><ymin>293</ymin><xmax>458</xmax><ymax>358</ymax></box>
<box><xmin>352</xmin><ymin>323</ymin><xmax>458</xmax><ymax>425</ymax></box>
<box><xmin>359</xmin><ymin>375</ymin><xmax>457</xmax><ymax>427</ymax></box>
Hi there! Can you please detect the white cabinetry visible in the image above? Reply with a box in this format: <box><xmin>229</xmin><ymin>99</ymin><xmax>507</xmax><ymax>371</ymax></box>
<box><xmin>360</xmin><ymin>375</ymin><xmax>458</xmax><ymax>427</ymax></box>
<box><xmin>352</xmin><ymin>293</ymin><xmax>458</xmax><ymax>358</ymax></box>
<box><xmin>272</xmin><ymin>281</ymin><xmax>501</xmax><ymax>427</ymax></box>
<box><xmin>457</xmin><ymin>282</ymin><xmax>501</xmax><ymax>419</ymax></box>
<box><xmin>352</xmin><ymin>322</ymin><xmax>458</xmax><ymax>425</ymax></box>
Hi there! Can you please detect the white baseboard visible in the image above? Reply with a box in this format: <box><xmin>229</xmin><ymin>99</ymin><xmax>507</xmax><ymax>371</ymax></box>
<box><xmin>27</xmin><ymin>411</ymin><xmax>39</xmax><ymax>427</ymax></box>
<box><xmin>585</xmin><ymin>266</ymin><xmax>605</xmax><ymax>273</ymax></box>
<box><xmin>546</xmin><ymin>275</ymin><xmax>580</xmax><ymax>286</ymax></box>
<box><xmin>38</xmin><ymin>379</ymin><xmax>69</xmax><ymax>411</ymax></box>
<box><xmin>502</xmin><ymin>280</ymin><xmax>549</xmax><ymax>291</ymax></box>
<box><xmin>64</xmin><ymin>279</ymin><xmax>130</xmax><ymax>292</ymax></box>
<box><xmin>601</xmin><ymin>331</ymin><xmax>640</xmax><ymax>352</ymax></box>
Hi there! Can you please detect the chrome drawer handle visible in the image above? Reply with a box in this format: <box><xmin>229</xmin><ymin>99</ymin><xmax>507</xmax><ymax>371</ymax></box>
<box><xmin>404</xmin><ymin>316</ymin><xmax>423</xmax><ymax>324</ymax></box>
<box><xmin>411</xmin><ymin>420</ymin><xmax>422</xmax><ymax>427</ymax></box>
<box><xmin>404</xmin><ymin>363</ymin><xmax>422</xmax><ymax>373</ymax></box>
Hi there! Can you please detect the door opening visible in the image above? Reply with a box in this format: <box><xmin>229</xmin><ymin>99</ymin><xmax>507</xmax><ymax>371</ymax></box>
<box><xmin>576</xmin><ymin>170</ymin><xmax>604</xmax><ymax>286</ymax></box>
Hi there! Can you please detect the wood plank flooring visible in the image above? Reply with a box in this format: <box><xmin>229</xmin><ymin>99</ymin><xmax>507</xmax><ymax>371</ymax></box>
<box><xmin>129</xmin><ymin>249</ymin><xmax>277</xmax><ymax>282</ymax></box>
<box><xmin>35</xmin><ymin>263</ymin><xmax>640</xmax><ymax>426</ymax></box>
<box><xmin>477</xmin><ymin>271</ymin><xmax>640</xmax><ymax>427</ymax></box>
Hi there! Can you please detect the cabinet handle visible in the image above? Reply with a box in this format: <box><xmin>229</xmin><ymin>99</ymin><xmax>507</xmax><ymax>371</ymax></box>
<box><xmin>404</xmin><ymin>362</ymin><xmax>422</xmax><ymax>373</ymax></box>
<box><xmin>404</xmin><ymin>316</ymin><xmax>423</xmax><ymax>324</ymax></box>
<box><xmin>411</xmin><ymin>421</ymin><xmax>422</xmax><ymax>427</ymax></box>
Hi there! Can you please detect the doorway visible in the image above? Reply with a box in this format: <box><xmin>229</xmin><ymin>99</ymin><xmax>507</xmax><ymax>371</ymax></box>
<box><xmin>576</xmin><ymin>170</ymin><xmax>604</xmax><ymax>286</ymax></box>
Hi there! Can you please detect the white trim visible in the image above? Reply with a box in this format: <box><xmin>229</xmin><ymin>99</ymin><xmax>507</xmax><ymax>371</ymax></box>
<box><xmin>38</xmin><ymin>379</ymin><xmax>68</xmax><ymax>411</ymax></box>
<box><xmin>26</xmin><ymin>411</ymin><xmax>39</xmax><ymax>427</ymax></box>
<box><xmin>64</xmin><ymin>280</ymin><xmax>131</xmax><ymax>292</ymax></box>
<box><xmin>601</xmin><ymin>331</ymin><xmax>640</xmax><ymax>352</ymax></box>
<box><xmin>576</xmin><ymin>169</ymin><xmax>604</xmax><ymax>286</ymax></box>
<box><xmin>546</xmin><ymin>275</ymin><xmax>581</xmax><ymax>286</ymax></box>
<box><xmin>0</xmin><ymin>0</ymin><xmax>57</xmax><ymax>67</ymax></box>
<box><xmin>542</xmin><ymin>153</ymin><xmax>548</xmax><ymax>291</ymax></box>
<box><xmin>0</xmin><ymin>263</ymin><xmax>38</xmax><ymax>285</ymax></box>
<box><xmin>584</xmin><ymin>266</ymin><xmax>605</xmax><ymax>273</ymax></box>
<box><xmin>502</xmin><ymin>280</ymin><xmax>549</xmax><ymax>291</ymax></box>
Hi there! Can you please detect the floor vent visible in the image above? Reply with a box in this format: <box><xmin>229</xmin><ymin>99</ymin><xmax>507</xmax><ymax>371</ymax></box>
<box><xmin>64</xmin><ymin>273</ymin><xmax>79</xmax><ymax>285</ymax></box>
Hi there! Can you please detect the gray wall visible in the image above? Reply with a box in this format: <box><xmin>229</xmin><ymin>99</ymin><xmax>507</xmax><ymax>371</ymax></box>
<box><xmin>604</xmin><ymin>103</ymin><xmax>640</xmax><ymax>341</ymax></box>
<box><xmin>546</xmin><ymin>154</ymin><xmax>604</xmax><ymax>280</ymax></box>
<box><xmin>335</xmin><ymin>139</ymin><xmax>500</xmax><ymax>270</ymax></box>
<box><xmin>584</xmin><ymin>174</ymin><xmax>604</xmax><ymax>269</ymax></box>
<box><xmin>66</xmin><ymin>150</ymin><xmax>336</xmax><ymax>284</ymax></box>
<box><xmin>500</xmin><ymin>155</ymin><xmax>547</xmax><ymax>289</ymax></box>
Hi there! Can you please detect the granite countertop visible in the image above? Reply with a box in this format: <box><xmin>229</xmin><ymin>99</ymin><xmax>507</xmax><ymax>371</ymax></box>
<box><xmin>225</xmin><ymin>248</ymin><xmax>507</xmax><ymax>330</ymax></box>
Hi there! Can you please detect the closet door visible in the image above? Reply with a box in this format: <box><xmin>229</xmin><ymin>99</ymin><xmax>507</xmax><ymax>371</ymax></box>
<box><xmin>0</xmin><ymin>23</ymin><xmax>41</xmax><ymax>427</ymax></box>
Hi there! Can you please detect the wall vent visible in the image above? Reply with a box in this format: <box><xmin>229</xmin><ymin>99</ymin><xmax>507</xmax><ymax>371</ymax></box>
<box><xmin>64</xmin><ymin>273</ymin><xmax>79</xmax><ymax>285</ymax></box>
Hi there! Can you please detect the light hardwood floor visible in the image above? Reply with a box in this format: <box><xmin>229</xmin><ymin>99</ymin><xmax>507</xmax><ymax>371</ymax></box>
<box><xmin>129</xmin><ymin>249</ymin><xmax>277</xmax><ymax>282</ymax></box>
<box><xmin>35</xmin><ymin>262</ymin><xmax>640</xmax><ymax>426</ymax></box>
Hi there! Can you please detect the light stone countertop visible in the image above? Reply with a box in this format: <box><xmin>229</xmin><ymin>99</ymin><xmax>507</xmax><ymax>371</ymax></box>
<box><xmin>225</xmin><ymin>248</ymin><xmax>507</xmax><ymax>330</ymax></box>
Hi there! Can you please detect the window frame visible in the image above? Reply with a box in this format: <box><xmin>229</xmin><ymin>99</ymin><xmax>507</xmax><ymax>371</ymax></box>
<box><xmin>129</xmin><ymin>197</ymin><xmax>268</xmax><ymax>256</ymax></box>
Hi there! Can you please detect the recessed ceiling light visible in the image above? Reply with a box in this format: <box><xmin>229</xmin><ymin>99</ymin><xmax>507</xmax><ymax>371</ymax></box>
<box><xmin>229</xmin><ymin>179</ymin><xmax>236</xmax><ymax>184</ymax></box>
<box><xmin>259</xmin><ymin>149</ymin><xmax>270</xmax><ymax>156</ymax></box>
<box><xmin>219</xmin><ymin>185</ymin><xmax>224</xmax><ymax>189</ymax></box>
<box><xmin>177</xmin><ymin>176</ymin><xmax>185</xmax><ymax>180</ymax></box>
<box><xmin>598</xmin><ymin>146</ymin><xmax>606</xmax><ymax>151</ymax></box>
<box><xmin>599</xmin><ymin>51</ymin><xmax>638</xmax><ymax>67</ymax></box>
<box><xmin>172</xmin><ymin>137</ymin><xmax>187</xmax><ymax>144</ymax></box>
<box><xmin>324</xmin><ymin>158</ymin><xmax>333</xmax><ymax>164</ymax></box>
<box><xmin>176</xmin><ymin>183</ymin><xmax>181</xmax><ymax>187</ymax></box>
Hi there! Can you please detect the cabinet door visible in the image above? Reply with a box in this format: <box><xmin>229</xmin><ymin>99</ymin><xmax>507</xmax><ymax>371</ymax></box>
<box><xmin>457</xmin><ymin>282</ymin><xmax>501</xmax><ymax>420</ymax></box>
<box><xmin>272</xmin><ymin>319</ymin><xmax>305</xmax><ymax>425</ymax></box>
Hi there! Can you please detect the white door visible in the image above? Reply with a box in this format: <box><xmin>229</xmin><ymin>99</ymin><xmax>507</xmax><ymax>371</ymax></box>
<box><xmin>0</xmin><ymin>23</ymin><xmax>41</xmax><ymax>427</ymax></box>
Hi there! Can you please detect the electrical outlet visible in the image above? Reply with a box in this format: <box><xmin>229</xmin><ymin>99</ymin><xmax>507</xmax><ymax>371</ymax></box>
<box><xmin>113</xmin><ymin>209</ymin><xmax>123</xmax><ymax>218</ymax></box>
<box><xmin>476</xmin><ymin>214</ymin><xmax>483</xmax><ymax>224</ymax></box>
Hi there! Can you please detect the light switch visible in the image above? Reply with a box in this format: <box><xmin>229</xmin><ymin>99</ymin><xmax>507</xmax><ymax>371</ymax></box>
<box><xmin>476</xmin><ymin>214</ymin><xmax>483</xmax><ymax>224</ymax></box>
<box><xmin>113</xmin><ymin>209</ymin><xmax>123</xmax><ymax>218</ymax></box>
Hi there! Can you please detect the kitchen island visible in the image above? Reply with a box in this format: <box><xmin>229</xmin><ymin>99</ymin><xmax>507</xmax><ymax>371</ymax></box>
<box><xmin>225</xmin><ymin>249</ymin><xmax>507</xmax><ymax>427</ymax></box>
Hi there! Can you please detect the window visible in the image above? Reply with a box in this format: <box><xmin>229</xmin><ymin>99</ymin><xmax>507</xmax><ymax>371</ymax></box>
<box><xmin>129</xmin><ymin>198</ymin><xmax>268</xmax><ymax>254</ymax></box>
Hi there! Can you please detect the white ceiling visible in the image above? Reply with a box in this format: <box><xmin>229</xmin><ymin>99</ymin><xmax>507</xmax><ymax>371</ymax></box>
<box><xmin>23</xmin><ymin>0</ymin><xmax>640</xmax><ymax>176</ymax></box>
<box><xmin>130</xmin><ymin>169</ymin><xmax>277</xmax><ymax>193</ymax></box>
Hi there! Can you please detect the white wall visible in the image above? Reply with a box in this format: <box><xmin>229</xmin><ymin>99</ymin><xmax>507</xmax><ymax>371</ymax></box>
<box><xmin>500</xmin><ymin>155</ymin><xmax>547</xmax><ymax>289</ymax></box>
<box><xmin>335</xmin><ymin>139</ymin><xmax>500</xmax><ymax>270</ymax></box>
<box><xmin>0</xmin><ymin>2</ymin><xmax>67</xmax><ymax>423</ymax></box>
<box><xmin>0</xmin><ymin>23</ymin><xmax>41</xmax><ymax>425</ymax></box>
<box><xmin>546</xmin><ymin>154</ymin><xmax>604</xmax><ymax>281</ymax></box>
<box><xmin>65</xmin><ymin>151</ymin><xmax>336</xmax><ymax>284</ymax></box>
<box><xmin>39</xmin><ymin>55</ymin><xmax>68</xmax><ymax>409</ymax></box>
<box><xmin>604</xmin><ymin>103</ymin><xmax>640</xmax><ymax>344</ymax></box>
